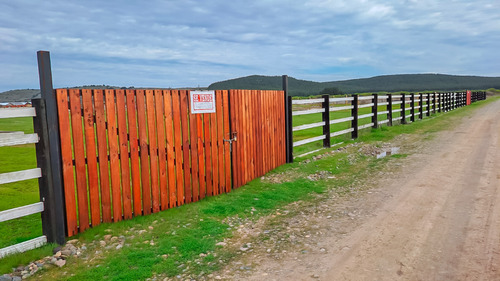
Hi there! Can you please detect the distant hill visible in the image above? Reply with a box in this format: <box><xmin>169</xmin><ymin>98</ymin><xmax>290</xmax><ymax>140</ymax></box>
<box><xmin>0</xmin><ymin>89</ymin><xmax>40</xmax><ymax>102</ymax></box>
<box><xmin>208</xmin><ymin>74</ymin><xmax>500</xmax><ymax>96</ymax></box>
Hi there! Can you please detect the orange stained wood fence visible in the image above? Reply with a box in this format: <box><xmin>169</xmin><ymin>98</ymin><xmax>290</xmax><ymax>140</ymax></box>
<box><xmin>56</xmin><ymin>88</ymin><xmax>285</xmax><ymax>236</ymax></box>
<box><xmin>229</xmin><ymin>90</ymin><xmax>286</xmax><ymax>188</ymax></box>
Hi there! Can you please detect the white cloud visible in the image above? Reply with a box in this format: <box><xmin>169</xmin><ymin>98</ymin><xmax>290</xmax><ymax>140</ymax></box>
<box><xmin>0</xmin><ymin>0</ymin><xmax>499</xmax><ymax>92</ymax></box>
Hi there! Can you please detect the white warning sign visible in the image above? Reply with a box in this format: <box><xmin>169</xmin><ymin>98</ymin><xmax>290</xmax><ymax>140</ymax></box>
<box><xmin>190</xmin><ymin>91</ymin><xmax>216</xmax><ymax>114</ymax></box>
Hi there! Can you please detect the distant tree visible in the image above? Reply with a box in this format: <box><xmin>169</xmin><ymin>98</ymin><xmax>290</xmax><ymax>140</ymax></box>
<box><xmin>320</xmin><ymin>87</ymin><xmax>343</xmax><ymax>95</ymax></box>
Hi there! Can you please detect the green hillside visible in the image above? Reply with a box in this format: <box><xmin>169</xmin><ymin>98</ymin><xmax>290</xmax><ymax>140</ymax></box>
<box><xmin>208</xmin><ymin>74</ymin><xmax>500</xmax><ymax>96</ymax></box>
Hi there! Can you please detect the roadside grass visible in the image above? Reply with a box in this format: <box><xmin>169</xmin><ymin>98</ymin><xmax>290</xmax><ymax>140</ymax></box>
<box><xmin>0</xmin><ymin>97</ymin><xmax>497</xmax><ymax>278</ymax></box>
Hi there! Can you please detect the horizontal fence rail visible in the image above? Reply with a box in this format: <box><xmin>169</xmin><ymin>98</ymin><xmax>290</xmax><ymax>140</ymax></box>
<box><xmin>0</xmin><ymin>105</ymin><xmax>48</xmax><ymax>258</ymax></box>
<box><xmin>288</xmin><ymin>91</ymin><xmax>486</xmax><ymax>157</ymax></box>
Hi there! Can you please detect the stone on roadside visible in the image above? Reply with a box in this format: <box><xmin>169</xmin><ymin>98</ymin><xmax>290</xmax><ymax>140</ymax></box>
<box><xmin>54</xmin><ymin>259</ymin><xmax>66</xmax><ymax>268</ymax></box>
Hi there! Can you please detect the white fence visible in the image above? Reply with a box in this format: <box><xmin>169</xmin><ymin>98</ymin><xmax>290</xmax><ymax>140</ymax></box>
<box><xmin>0</xmin><ymin>107</ymin><xmax>46</xmax><ymax>258</ymax></box>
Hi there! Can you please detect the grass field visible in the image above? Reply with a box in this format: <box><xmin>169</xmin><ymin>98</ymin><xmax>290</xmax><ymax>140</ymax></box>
<box><xmin>0</xmin><ymin>96</ymin><xmax>492</xmax><ymax>278</ymax></box>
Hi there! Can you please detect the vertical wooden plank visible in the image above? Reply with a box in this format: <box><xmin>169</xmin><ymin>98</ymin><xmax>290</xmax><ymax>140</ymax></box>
<box><xmin>136</xmin><ymin>89</ymin><xmax>151</xmax><ymax>215</ymax></box>
<box><xmin>270</xmin><ymin>91</ymin><xmax>275</xmax><ymax>168</ymax></box>
<box><xmin>248</xmin><ymin>90</ymin><xmax>254</xmax><ymax>180</ymax></box>
<box><xmin>116</xmin><ymin>90</ymin><xmax>132</xmax><ymax>220</ymax></box>
<box><xmin>56</xmin><ymin>89</ymin><xmax>78</xmax><ymax>236</ymax></box>
<box><xmin>180</xmin><ymin>90</ymin><xmax>192</xmax><ymax>204</ymax></box>
<box><xmin>238</xmin><ymin>89</ymin><xmax>245</xmax><ymax>186</ymax></box>
<box><xmin>277</xmin><ymin>91</ymin><xmax>284</xmax><ymax>165</ymax></box>
<box><xmin>126</xmin><ymin>90</ymin><xmax>141</xmax><ymax>216</ymax></box>
<box><xmin>68</xmin><ymin>89</ymin><xmax>90</xmax><ymax>231</ymax></box>
<box><xmin>268</xmin><ymin>91</ymin><xmax>274</xmax><ymax>170</ymax></box>
<box><xmin>216</xmin><ymin>91</ymin><xmax>225</xmax><ymax>193</ymax></box>
<box><xmin>261</xmin><ymin>91</ymin><xmax>268</xmax><ymax>174</ymax></box>
<box><xmin>105</xmin><ymin>89</ymin><xmax>122</xmax><ymax>222</ymax></box>
<box><xmin>210</xmin><ymin>102</ymin><xmax>219</xmax><ymax>194</ymax></box>
<box><xmin>253</xmin><ymin>91</ymin><xmax>261</xmax><ymax>176</ymax></box>
<box><xmin>260</xmin><ymin>91</ymin><xmax>266</xmax><ymax>169</ymax></box>
<box><xmin>245</xmin><ymin>90</ymin><xmax>252</xmax><ymax>181</ymax></box>
<box><xmin>155</xmin><ymin>90</ymin><xmax>168</xmax><ymax>210</ymax></box>
<box><xmin>242</xmin><ymin>90</ymin><xmax>249</xmax><ymax>185</ymax></box>
<box><xmin>146</xmin><ymin>90</ymin><xmax>160</xmax><ymax>213</ymax></box>
<box><xmin>266</xmin><ymin>91</ymin><xmax>273</xmax><ymax>170</ymax></box>
<box><xmin>188</xmin><ymin>91</ymin><xmax>200</xmax><ymax>202</ymax></box>
<box><xmin>223</xmin><ymin>90</ymin><xmax>231</xmax><ymax>192</ymax></box>
<box><xmin>229</xmin><ymin>90</ymin><xmax>238</xmax><ymax>189</ymax></box>
<box><xmin>171</xmin><ymin>90</ymin><xmax>184</xmax><ymax>205</ymax></box>
<box><xmin>249</xmin><ymin>90</ymin><xmax>256</xmax><ymax>179</ymax></box>
<box><xmin>204</xmin><ymin>112</ymin><xmax>213</xmax><ymax>195</ymax></box>
<box><xmin>163</xmin><ymin>90</ymin><xmax>176</xmax><ymax>208</ymax></box>
<box><xmin>94</xmin><ymin>89</ymin><xmax>112</xmax><ymax>222</ymax></box>
<box><xmin>82</xmin><ymin>89</ymin><xmax>100</xmax><ymax>227</ymax></box>
<box><xmin>197</xmin><ymin>114</ymin><xmax>206</xmax><ymax>199</ymax></box>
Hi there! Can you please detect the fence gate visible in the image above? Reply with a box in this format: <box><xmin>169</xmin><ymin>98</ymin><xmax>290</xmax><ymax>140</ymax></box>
<box><xmin>229</xmin><ymin>90</ymin><xmax>286</xmax><ymax>188</ymax></box>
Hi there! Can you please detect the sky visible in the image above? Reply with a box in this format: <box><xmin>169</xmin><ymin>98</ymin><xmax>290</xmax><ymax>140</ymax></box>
<box><xmin>1</xmin><ymin>0</ymin><xmax>499</xmax><ymax>92</ymax></box>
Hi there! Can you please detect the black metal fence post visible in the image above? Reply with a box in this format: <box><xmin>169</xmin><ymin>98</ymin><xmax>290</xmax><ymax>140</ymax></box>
<box><xmin>322</xmin><ymin>94</ymin><xmax>331</xmax><ymax>147</ymax></box>
<box><xmin>433</xmin><ymin>92</ymin><xmax>436</xmax><ymax>114</ymax></box>
<box><xmin>372</xmin><ymin>94</ymin><xmax>378</xmax><ymax>129</ymax></box>
<box><xmin>438</xmin><ymin>93</ymin><xmax>442</xmax><ymax>113</ymax></box>
<box><xmin>387</xmin><ymin>94</ymin><xmax>393</xmax><ymax>126</ymax></box>
<box><xmin>351</xmin><ymin>95</ymin><xmax>359</xmax><ymax>139</ymax></box>
<box><xmin>401</xmin><ymin>93</ymin><xmax>406</xmax><ymax>124</ymax></box>
<box><xmin>36</xmin><ymin>50</ymin><xmax>66</xmax><ymax>244</ymax></box>
<box><xmin>283</xmin><ymin>75</ymin><xmax>293</xmax><ymax>163</ymax></box>
<box><xmin>410</xmin><ymin>93</ymin><xmax>415</xmax><ymax>122</ymax></box>
<box><xmin>419</xmin><ymin>93</ymin><xmax>423</xmax><ymax>119</ymax></box>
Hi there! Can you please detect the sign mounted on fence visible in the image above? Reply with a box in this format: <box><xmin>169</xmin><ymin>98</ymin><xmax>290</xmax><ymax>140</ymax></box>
<box><xmin>190</xmin><ymin>91</ymin><xmax>216</xmax><ymax>114</ymax></box>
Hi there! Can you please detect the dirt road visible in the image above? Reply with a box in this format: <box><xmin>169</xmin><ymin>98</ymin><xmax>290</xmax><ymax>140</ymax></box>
<box><xmin>320</xmin><ymin>99</ymin><xmax>500</xmax><ymax>280</ymax></box>
<box><xmin>219</xmin><ymin>98</ymin><xmax>500</xmax><ymax>280</ymax></box>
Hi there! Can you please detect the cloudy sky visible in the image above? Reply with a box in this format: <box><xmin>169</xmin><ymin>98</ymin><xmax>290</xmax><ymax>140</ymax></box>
<box><xmin>1</xmin><ymin>0</ymin><xmax>499</xmax><ymax>92</ymax></box>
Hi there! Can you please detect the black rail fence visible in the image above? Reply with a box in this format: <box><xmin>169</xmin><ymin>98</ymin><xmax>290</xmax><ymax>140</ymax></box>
<box><xmin>283</xmin><ymin>84</ymin><xmax>486</xmax><ymax>160</ymax></box>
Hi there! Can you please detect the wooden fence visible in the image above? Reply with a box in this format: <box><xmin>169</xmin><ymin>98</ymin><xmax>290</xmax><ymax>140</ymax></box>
<box><xmin>289</xmin><ymin>91</ymin><xmax>487</xmax><ymax>157</ymax></box>
<box><xmin>53</xmin><ymin>88</ymin><xmax>285</xmax><ymax>236</ymax></box>
<box><xmin>230</xmin><ymin>90</ymin><xmax>286</xmax><ymax>188</ymax></box>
